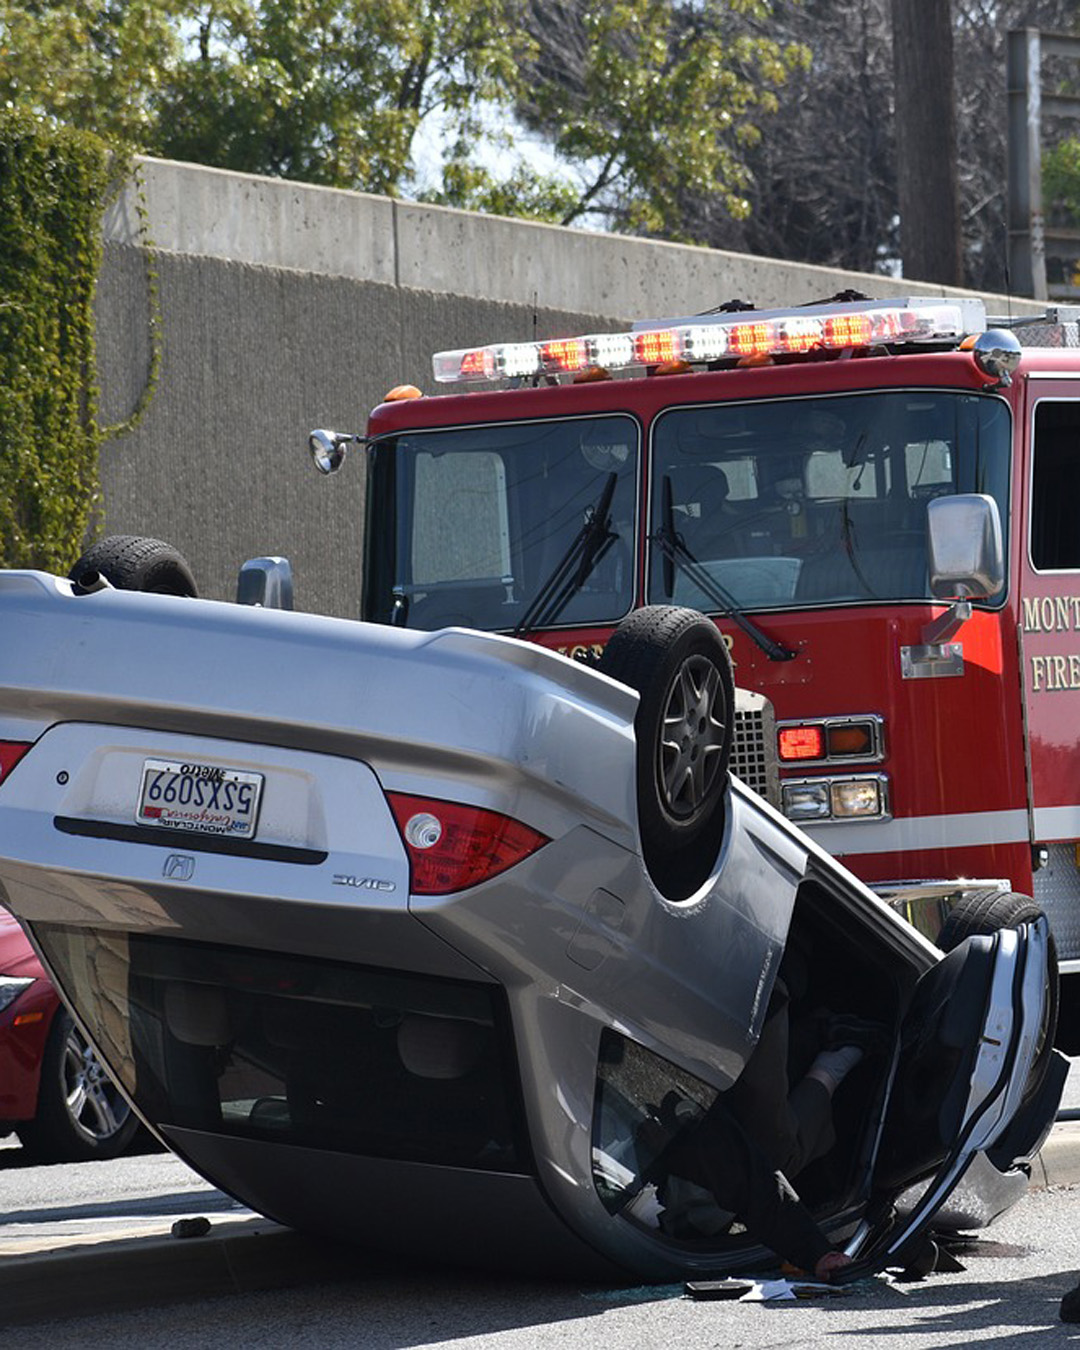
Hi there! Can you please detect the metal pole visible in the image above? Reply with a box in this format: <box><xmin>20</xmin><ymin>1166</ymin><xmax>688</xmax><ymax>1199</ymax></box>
<box><xmin>1007</xmin><ymin>28</ymin><xmax>1047</xmax><ymax>300</ymax></box>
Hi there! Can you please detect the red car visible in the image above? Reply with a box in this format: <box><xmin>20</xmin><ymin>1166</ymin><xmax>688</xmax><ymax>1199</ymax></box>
<box><xmin>0</xmin><ymin>908</ymin><xmax>139</xmax><ymax>1160</ymax></box>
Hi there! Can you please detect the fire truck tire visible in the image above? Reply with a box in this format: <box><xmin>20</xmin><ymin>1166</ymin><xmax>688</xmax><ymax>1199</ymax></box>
<box><xmin>937</xmin><ymin>889</ymin><xmax>1046</xmax><ymax>953</ymax></box>
<box><xmin>599</xmin><ymin>605</ymin><xmax>734</xmax><ymax>900</ymax></box>
<box><xmin>68</xmin><ymin>535</ymin><xmax>198</xmax><ymax>597</ymax></box>
<box><xmin>938</xmin><ymin>888</ymin><xmax>1060</xmax><ymax>1059</ymax></box>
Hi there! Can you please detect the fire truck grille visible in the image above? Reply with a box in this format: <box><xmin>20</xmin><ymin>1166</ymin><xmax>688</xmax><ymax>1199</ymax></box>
<box><xmin>732</xmin><ymin>690</ymin><xmax>779</xmax><ymax>808</ymax></box>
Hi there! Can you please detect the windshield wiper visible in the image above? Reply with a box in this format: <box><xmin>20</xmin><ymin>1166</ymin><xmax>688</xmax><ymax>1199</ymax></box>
<box><xmin>512</xmin><ymin>472</ymin><xmax>618</xmax><ymax>639</ymax></box>
<box><xmin>838</xmin><ymin>500</ymin><xmax>878</xmax><ymax>598</ymax></box>
<box><xmin>653</xmin><ymin>476</ymin><xmax>798</xmax><ymax>662</ymax></box>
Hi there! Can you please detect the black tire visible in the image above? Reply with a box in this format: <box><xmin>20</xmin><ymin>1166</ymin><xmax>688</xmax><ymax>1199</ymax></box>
<box><xmin>937</xmin><ymin>889</ymin><xmax>1045</xmax><ymax>953</ymax></box>
<box><xmin>16</xmin><ymin>1009</ymin><xmax>139</xmax><ymax>1162</ymax></box>
<box><xmin>599</xmin><ymin>605</ymin><xmax>734</xmax><ymax>899</ymax></box>
<box><xmin>69</xmin><ymin>535</ymin><xmax>198</xmax><ymax>597</ymax></box>
<box><xmin>938</xmin><ymin>888</ymin><xmax>1059</xmax><ymax>1070</ymax></box>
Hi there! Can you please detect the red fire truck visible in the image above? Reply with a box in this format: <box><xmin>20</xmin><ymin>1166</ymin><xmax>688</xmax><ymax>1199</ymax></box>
<box><xmin>311</xmin><ymin>293</ymin><xmax>1080</xmax><ymax>1042</ymax></box>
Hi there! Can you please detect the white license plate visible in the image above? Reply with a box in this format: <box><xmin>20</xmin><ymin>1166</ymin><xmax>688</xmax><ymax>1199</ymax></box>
<box><xmin>136</xmin><ymin>758</ymin><xmax>264</xmax><ymax>839</ymax></box>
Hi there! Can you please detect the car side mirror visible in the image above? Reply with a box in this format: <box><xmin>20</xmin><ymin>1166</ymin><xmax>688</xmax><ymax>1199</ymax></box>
<box><xmin>236</xmin><ymin>557</ymin><xmax>294</xmax><ymax>610</ymax></box>
<box><xmin>927</xmin><ymin>494</ymin><xmax>1004</xmax><ymax>602</ymax></box>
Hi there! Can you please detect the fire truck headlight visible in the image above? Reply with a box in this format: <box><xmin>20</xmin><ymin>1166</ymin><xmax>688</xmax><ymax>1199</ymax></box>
<box><xmin>830</xmin><ymin>777</ymin><xmax>887</xmax><ymax>818</ymax></box>
<box><xmin>781</xmin><ymin>774</ymin><xmax>889</xmax><ymax>822</ymax></box>
<box><xmin>781</xmin><ymin>782</ymin><xmax>831</xmax><ymax>821</ymax></box>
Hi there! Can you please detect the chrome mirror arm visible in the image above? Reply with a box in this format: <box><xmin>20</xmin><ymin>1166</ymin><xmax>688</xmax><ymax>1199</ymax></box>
<box><xmin>921</xmin><ymin>600</ymin><xmax>972</xmax><ymax>646</ymax></box>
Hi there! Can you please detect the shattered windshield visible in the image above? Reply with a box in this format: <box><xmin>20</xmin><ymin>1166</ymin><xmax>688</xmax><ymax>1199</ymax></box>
<box><xmin>647</xmin><ymin>392</ymin><xmax>1011</xmax><ymax>612</ymax></box>
<box><xmin>371</xmin><ymin>416</ymin><xmax>638</xmax><ymax>632</ymax></box>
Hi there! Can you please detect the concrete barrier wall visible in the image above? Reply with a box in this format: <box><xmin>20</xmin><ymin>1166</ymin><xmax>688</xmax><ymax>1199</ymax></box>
<box><xmin>95</xmin><ymin>157</ymin><xmax>1039</xmax><ymax>615</ymax></box>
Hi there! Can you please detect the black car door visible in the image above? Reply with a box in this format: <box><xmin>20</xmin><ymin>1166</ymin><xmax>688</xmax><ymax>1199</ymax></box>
<box><xmin>845</xmin><ymin>916</ymin><xmax>1065</xmax><ymax>1274</ymax></box>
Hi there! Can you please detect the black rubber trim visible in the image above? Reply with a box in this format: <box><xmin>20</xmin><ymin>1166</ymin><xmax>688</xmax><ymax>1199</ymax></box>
<box><xmin>53</xmin><ymin>816</ymin><xmax>327</xmax><ymax>866</ymax></box>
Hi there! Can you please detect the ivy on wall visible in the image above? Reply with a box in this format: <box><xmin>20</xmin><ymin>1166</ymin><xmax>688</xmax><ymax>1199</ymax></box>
<box><xmin>0</xmin><ymin>111</ymin><xmax>121</xmax><ymax>570</ymax></box>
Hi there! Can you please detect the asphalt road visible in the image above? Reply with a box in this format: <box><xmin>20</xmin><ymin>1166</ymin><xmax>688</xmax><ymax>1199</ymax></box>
<box><xmin>1</xmin><ymin>1060</ymin><xmax>1079</xmax><ymax>1344</ymax></box>
<box><xmin>2</xmin><ymin>1183</ymin><xmax>1080</xmax><ymax>1349</ymax></box>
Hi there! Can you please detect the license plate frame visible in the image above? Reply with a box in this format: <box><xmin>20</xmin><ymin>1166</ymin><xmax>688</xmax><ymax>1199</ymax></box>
<box><xmin>136</xmin><ymin>758</ymin><xmax>264</xmax><ymax>839</ymax></box>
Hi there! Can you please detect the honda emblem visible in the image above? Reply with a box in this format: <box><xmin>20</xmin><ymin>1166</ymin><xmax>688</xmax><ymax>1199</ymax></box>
<box><xmin>162</xmin><ymin>854</ymin><xmax>196</xmax><ymax>881</ymax></box>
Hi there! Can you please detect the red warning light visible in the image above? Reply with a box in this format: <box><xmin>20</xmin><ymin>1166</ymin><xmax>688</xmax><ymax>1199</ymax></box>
<box><xmin>778</xmin><ymin>725</ymin><xmax>826</xmax><ymax>762</ymax></box>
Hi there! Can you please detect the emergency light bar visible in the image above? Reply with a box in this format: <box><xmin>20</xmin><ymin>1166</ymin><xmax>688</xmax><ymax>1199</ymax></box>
<box><xmin>432</xmin><ymin>297</ymin><xmax>988</xmax><ymax>385</ymax></box>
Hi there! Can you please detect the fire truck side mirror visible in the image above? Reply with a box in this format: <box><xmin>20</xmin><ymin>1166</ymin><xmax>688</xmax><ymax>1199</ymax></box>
<box><xmin>309</xmin><ymin>429</ymin><xmax>361</xmax><ymax>475</ymax></box>
<box><xmin>927</xmin><ymin>494</ymin><xmax>1004</xmax><ymax>601</ymax></box>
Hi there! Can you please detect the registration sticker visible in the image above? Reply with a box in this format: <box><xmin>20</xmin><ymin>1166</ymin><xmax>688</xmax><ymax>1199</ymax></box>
<box><xmin>136</xmin><ymin>758</ymin><xmax>264</xmax><ymax>839</ymax></box>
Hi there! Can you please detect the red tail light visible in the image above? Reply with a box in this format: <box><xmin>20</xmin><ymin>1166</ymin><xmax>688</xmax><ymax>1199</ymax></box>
<box><xmin>386</xmin><ymin>793</ymin><xmax>550</xmax><ymax>896</ymax></box>
<box><xmin>0</xmin><ymin>741</ymin><xmax>32</xmax><ymax>785</ymax></box>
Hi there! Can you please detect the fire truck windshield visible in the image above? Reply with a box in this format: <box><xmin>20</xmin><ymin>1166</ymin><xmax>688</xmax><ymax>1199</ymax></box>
<box><xmin>648</xmin><ymin>390</ymin><xmax>1011</xmax><ymax>612</ymax></box>
<box><xmin>366</xmin><ymin>415</ymin><xmax>639</xmax><ymax>632</ymax></box>
<box><xmin>363</xmin><ymin>391</ymin><xmax>1011</xmax><ymax>635</ymax></box>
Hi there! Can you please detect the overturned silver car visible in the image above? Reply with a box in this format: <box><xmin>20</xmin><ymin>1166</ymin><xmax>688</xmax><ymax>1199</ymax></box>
<box><xmin>0</xmin><ymin>557</ymin><xmax>1065</xmax><ymax>1281</ymax></box>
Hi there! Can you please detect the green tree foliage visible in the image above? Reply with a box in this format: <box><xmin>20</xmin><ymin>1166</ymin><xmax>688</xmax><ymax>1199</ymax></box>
<box><xmin>655</xmin><ymin>0</ymin><xmax>1080</xmax><ymax>292</ymax></box>
<box><xmin>0</xmin><ymin>1</ymin><xmax>185</xmax><ymax>145</ymax></box>
<box><xmin>513</xmin><ymin>0</ymin><xmax>809</xmax><ymax>238</ymax></box>
<box><xmin>0</xmin><ymin>112</ymin><xmax>117</xmax><ymax>568</ymax></box>
<box><xmin>0</xmin><ymin>0</ymin><xmax>802</xmax><ymax>236</ymax></box>
<box><xmin>1045</xmin><ymin>137</ymin><xmax>1080</xmax><ymax>223</ymax></box>
<box><xmin>150</xmin><ymin>0</ymin><xmax>536</xmax><ymax>194</ymax></box>
<box><xmin>0</xmin><ymin>0</ymin><xmax>544</xmax><ymax>196</ymax></box>
<box><xmin>652</xmin><ymin>0</ymin><xmax>897</xmax><ymax>274</ymax></box>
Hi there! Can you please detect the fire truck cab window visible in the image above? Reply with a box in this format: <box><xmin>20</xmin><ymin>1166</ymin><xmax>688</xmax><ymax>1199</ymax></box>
<box><xmin>1031</xmin><ymin>401</ymin><xmax>1080</xmax><ymax>571</ymax></box>
<box><xmin>649</xmin><ymin>392</ymin><xmax>1010</xmax><ymax>612</ymax></box>
<box><xmin>411</xmin><ymin>450</ymin><xmax>512</xmax><ymax>585</ymax></box>
<box><xmin>381</xmin><ymin>418</ymin><xmax>639</xmax><ymax>632</ymax></box>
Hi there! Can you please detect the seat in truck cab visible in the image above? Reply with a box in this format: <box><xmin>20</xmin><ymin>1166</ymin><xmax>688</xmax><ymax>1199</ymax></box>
<box><xmin>669</xmin><ymin>466</ymin><xmax>750</xmax><ymax>558</ymax></box>
<box><xmin>794</xmin><ymin>543</ymin><xmax>928</xmax><ymax>603</ymax></box>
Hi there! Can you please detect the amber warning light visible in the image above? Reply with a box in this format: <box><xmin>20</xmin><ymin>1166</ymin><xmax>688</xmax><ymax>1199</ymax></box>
<box><xmin>432</xmin><ymin>297</ymin><xmax>987</xmax><ymax>384</ymax></box>
<box><xmin>778</xmin><ymin>718</ymin><xmax>881</xmax><ymax>765</ymax></box>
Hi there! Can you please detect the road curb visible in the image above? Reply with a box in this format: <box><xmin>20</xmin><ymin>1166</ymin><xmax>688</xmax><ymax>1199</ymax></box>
<box><xmin>1031</xmin><ymin>1120</ymin><xmax>1080</xmax><ymax>1190</ymax></box>
<box><xmin>4</xmin><ymin>1123</ymin><xmax>1080</xmax><ymax>1329</ymax></box>
<box><xmin>0</xmin><ymin>1217</ymin><xmax>363</xmax><ymax>1328</ymax></box>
